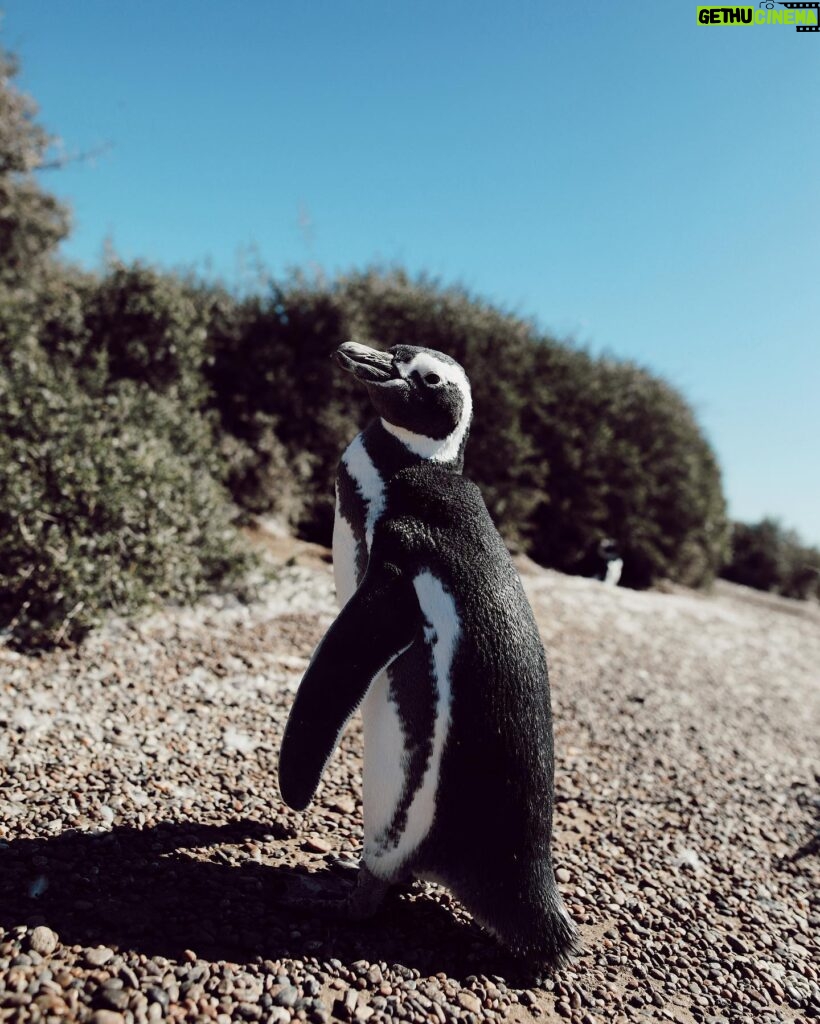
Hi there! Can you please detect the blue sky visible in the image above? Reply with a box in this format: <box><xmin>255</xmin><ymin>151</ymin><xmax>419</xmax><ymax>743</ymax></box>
<box><xmin>3</xmin><ymin>1</ymin><xmax>819</xmax><ymax>543</ymax></box>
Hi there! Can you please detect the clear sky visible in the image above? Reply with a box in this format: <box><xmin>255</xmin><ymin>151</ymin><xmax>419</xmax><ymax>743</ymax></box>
<box><xmin>3</xmin><ymin>1</ymin><xmax>819</xmax><ymax>544</ymax></box>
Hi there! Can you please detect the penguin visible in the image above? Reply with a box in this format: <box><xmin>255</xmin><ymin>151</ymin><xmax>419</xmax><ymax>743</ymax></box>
<box><xmin>585</xmin><ymin>538</ymin><xmax>623</xmax><ymax>586</ymax></box>
<box><xmin>278</xmin><ymin>342</ymin><xmax>578</xmax><ymax>967</ymax></box>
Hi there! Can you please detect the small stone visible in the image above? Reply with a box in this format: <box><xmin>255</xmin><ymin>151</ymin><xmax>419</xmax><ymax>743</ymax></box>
<box><xmin>456</xmin><ymin>992</ymin><xmax>482</xmax><ymax>1014</ymax></box>
<box><xmin>95</xmin><ymin>978</ymin><xmax>129</xmax><ymax>1011</ymax></box>
<box><xmin>145</xmin><ymin>987</ymin><xmax>170</xmax><ymax>1009</ymax></box>
<box><xmin>28</xmin><ymin>925</ymin><xmax>59</xmax><ymax>956</ymax></box>
<box><xmin>120</xmin><ymin>965</ymin><xmax>140</xmax><ymax>988</ymax></box>
<box><xmin>86</xmin><ymin>946</ymin><xmax>115</xmax><ymax>967</ymax></box>
<box><xmin>90</xmin><ymin>1013</ymin><xmax>125</xmax><ymax>1024</ymax></box>
<box><xmin>38</xmin><ymin>995</ymin><xmax>69</xmax><ymax>1015</ymax></box>
<box><xmin>726</xmin><ymin>936</ymin><xmax>747</xmax><ymax>955</ymax></box>
<box><xmin>556</xmin><ymin>868</ymin><xmax>571</xmax><ymax>884</ymax></box>
<box><xmin>3</xmin><ymin>994</ymin><xmax>31</xmax><ymax>1008</ymax></box>
<box><xmin>329</xmin><ymin>797</ymin><xmax>356</xmax><ymax>814</ymax></box>
<box><xmin>304</xmin><ymin>836</ymin><xmax>333</xmax><ymax>854</ymax></box>
<box><xmin>273</xmin><ymin>985</ymin><xmax>299</xmax><ymax>1008</ymax></box>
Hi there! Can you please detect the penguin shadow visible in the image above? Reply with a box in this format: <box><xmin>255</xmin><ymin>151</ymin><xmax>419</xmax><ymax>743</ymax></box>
<box><xmin>0</xmin><ymin>819</ymin><xmax>508</xmax><ymax>981</ymax></box>
<box><xmin>783</xmin><ymin>779</ymin><xmax>820</xmax><ymax>865</ymax></box>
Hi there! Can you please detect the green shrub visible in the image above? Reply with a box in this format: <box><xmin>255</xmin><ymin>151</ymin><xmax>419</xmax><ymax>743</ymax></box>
<box><xmin>722</xmin><ymin>519</ymin><xmax>820</xmax><ymax>599</ymax></box>
<box><xmin>0</xmin><ymin>48</ymin><xmax>254</xmax><ymax>649</ymax></box>
<box><xmin>218</xmin><ymin>412</ymin><xmax>310</xmax><ymax>526</ymax></box>
<box><xmin>0</xmin><ymin>334</ymin><xmax>250</xmax><ymax>648</ymax></box>
<box><xmin>79</xmin><ymin>262</ymin><xmax>211</xmax><ymax>405</ymax></box>
<box><xmin>207</xmin><ymin>275</ymin><xmax>369</xmax><ymax>539</ymax></box>
<box><xmin>524</xmin><ymin>348</ymin><xmax>729</xmax><ymax>587</ymax></box>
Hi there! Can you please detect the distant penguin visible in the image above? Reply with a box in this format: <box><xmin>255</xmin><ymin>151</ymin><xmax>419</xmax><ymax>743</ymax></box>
<box><xmin>278</xmin><ymin>342</ymin><xmax>578</xmax><ymax>967</ymax></box>
<box><xmin>587</xmin><ymin>538</ymin><xmax>623</xmax><ymax>586</ymax></box>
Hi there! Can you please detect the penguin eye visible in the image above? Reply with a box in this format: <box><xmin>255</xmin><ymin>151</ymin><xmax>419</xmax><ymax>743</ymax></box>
<box><xmin>424</xmin><ymin>373</ymin><xmax>441</xmax><ymax>386</ymax></box>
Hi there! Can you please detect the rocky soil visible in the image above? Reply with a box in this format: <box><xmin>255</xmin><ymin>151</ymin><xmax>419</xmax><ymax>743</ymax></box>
<box><xmin>1</xmin><ymin>533</ymin><xmax>818</xmax><ymax>1024</ymax></box>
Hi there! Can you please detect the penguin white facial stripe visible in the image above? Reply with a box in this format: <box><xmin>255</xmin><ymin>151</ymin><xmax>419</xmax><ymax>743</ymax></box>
<box><xmin>397</xmin><ymin>353</ymin><xmax>465</xmax><ymax>388</ymax></box>
<box><xmin>380</xmin><ymin>359</ymin><xmax>473</xmax><ymax>463</ymax></box>
<box><xmin>367</xmin><ymin>571</ymin><xmax>459</xmax><ymax>876</ymax></box>
<box><xmin>342</xmin><ymin>435</ymin><xmax>385</xmax><ymax>549</ymax></box>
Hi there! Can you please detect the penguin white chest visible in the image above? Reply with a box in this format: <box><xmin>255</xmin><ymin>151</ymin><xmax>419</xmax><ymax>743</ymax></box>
<box><xmin>332</xmin><ymin>435</ymin><xmax>404</xmax><ymax>864</ymax></box>
<box><xmin>364</xmin><ymin>571</ymin><xmax>460</xmax><ymax>879</ymax></box>
<box><xmin>332</xmin><ymin>437</ymin><xmax>462</xmax><ymax>878</ymax></box>
<box><xmin>604</xmin><ymin>557</ymin><xmax>623</xmax><ymax>587</ymax></box>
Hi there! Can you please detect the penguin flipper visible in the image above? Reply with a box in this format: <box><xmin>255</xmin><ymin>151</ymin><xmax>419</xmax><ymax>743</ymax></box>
<box><xmin>278</xmin><ymin>559</ymin><xmax>417</xmax><ymax>811</ymax></box>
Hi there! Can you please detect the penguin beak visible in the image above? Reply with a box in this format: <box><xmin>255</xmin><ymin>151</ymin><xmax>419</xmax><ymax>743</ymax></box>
<box><xmin>335</xmin><ymin>342</ymin><xmax>395</xmax><ymax>385</ymax></box>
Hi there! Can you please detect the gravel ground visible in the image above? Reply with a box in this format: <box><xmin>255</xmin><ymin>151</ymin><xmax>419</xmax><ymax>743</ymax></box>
<box><xmin>1</xmin><ymin>532</ymin><xmax>818</xmax><ymax>1024</ymax></box>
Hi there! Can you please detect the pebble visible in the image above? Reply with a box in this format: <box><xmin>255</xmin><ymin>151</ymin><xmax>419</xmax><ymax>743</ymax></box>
<box><xmin>90</xmin><ymin>1013</ymin><xmax>125</xmax><ymax>1024</ymax></box>
<box><xmin>329</xmin><ymin>797</ymin><xmax>356</xmax><ymax>814</ymax></box>
<box><xmin>145</xmin><ymin>986</ymin><xmax>170</xmax><ymax>1008</ymax></box>
<box><xmin>304</xmin><ymin>836</ymin><xmax>333</xmax><ymax>854</ymax></box>
<box><xmin>273</xmin><ymin>985</ymin><xmax>299</xmax><ymax>1008</ymax></box>
<box><xmin>85</xmin><ymin>947</ymin><xmax>115</xmax><ymax>967</ymax></box>
<box><xmin>27</xmin><ymin>926</ymin><xmax>59</xmax><ymax>956</ymax></box>
<box><xmin>456</xmin><ymin>991</ymin><xmax>482</xmax><ymax>1014</ymax></box>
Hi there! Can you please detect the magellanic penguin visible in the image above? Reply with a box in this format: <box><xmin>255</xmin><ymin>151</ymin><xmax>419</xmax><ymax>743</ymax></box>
<box><xmin>586</xmin><ymin>538</ymin><xmax>623</xmax><ymax>587</ymax></box>
<box><xmin>278</xmin><ymin>342</ymin><xmax>578</xmax><ymax>968</ymax></box>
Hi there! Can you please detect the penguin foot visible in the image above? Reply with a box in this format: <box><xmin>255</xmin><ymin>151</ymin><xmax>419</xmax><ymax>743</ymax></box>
<box><xmin>344</xmin><ymin>864</ymin><xmax>391</xmax><ymax>920</ymax></box>
<box><xmin>277</xmin><ymin>866</ymin><xmax>392</xmax><ymax>922</ymax></box>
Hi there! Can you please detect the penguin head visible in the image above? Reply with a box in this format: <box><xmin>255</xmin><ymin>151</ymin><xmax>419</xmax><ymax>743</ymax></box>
<box><xmin>598</xmin><ymin>537</ymin><xmax>620</xmax><ymax>561</ymax></box>
<box><xmin>336</xmin><ymin>341</ymin><xmax>472</xmax><ymax>463</ymax></box>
